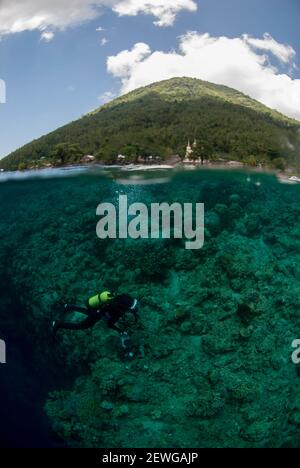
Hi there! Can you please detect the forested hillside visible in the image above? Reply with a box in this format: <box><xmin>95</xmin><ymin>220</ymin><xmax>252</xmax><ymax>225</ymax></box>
<box><xmin>1</xmin><ymin>77</ymin><xmax>300</xmax><ymax>170</ymax></box>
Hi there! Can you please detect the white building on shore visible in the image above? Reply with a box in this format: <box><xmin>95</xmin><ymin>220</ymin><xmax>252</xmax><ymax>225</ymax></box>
<box><xmin>183</xmin><ymin>139</ymin><xmax>199</xmax><ymax>163</ymax></box>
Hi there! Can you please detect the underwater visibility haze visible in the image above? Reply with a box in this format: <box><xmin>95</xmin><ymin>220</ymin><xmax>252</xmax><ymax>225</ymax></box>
<box><xmin>1</xmin><ymin>167</ymin><xmax>300</xmax><ymax>448</ymax></box>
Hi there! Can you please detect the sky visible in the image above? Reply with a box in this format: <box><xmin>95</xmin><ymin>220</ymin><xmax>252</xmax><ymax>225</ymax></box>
<box><xmin>0</xmin><ymin>0</ymin><xmax>300</xmax><ymax>158</ymax></box>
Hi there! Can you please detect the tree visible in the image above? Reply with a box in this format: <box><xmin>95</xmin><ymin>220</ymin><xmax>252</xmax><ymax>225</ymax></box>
<box><xmin>50</xmin><ymin>143</ymin><xmax>84</xmax><ymax>166</ymax></box>
<box><xmin>119</xmin><ymin>144</ymin><xmax>141</xmax><ymax>163</ymax></box>
<box><xmin>193</xmin><ymin>139</ymin><xmax>213</xmax><ymax>164</ymax></box>
<box><xmin>243</xmin><ymin>155</ymin><xmax>258</xmax><ymax>166</ymax></box>
<box><xmin>272</xmin><ymin>157</ymin><xmax>286</xmax><ymax>171</ymax></box>
<box><xmin>18</xmin><ymin>162</ymin><xmax>27</xmax><ymax>171</ymax></box>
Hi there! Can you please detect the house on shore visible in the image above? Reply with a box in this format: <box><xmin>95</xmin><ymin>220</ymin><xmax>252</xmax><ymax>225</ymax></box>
<box><xmin>82</xmin><ymin>155</ymin><xmax>95</xmax><ymax>164</ymax></box>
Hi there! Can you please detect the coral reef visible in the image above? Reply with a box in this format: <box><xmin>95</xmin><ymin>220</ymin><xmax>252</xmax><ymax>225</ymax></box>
<box><xmin>1</xmin><ymin>169</ymin><xmax>300</xmax><ymax>447</ymax></box>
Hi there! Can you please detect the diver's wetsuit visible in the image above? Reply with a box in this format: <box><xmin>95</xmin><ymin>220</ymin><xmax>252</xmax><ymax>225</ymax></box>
<box><xmin>56</xmin><ymin>294</ymin><xmax>137</xmax><ymax>333</ymax></box>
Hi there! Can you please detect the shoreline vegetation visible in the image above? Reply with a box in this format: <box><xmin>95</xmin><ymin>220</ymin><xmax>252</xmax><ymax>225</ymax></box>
<box><xmin>1</xmin><ymin>150</ymin><xmax>296</xmax><ymax>174</ymax></box>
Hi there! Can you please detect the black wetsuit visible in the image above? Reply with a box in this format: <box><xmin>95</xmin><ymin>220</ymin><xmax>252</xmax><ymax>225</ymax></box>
<box><xmin>56</xmin><ymin>294</ymin><xmax>137</xmax><ymax>333</ymax></box>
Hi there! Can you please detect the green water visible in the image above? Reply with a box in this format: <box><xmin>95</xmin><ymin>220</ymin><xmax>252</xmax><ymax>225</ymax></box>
<box><xmin>1</xmin><ymin>167</ymin><xmax>300</xmax><ymax>448</ymax></box>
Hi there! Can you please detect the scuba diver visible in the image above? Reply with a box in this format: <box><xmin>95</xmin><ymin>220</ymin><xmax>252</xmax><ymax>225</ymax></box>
<box><xmin>52</xmin><ymin>291</ymin><xmax>139</xmax><ymax>356</ymax></box>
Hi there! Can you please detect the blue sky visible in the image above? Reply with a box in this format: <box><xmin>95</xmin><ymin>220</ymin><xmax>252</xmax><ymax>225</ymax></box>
<box><xmin>0</xmin><ymin>0</ymin><xmax>300</xmax><ymax>158</ymax></box>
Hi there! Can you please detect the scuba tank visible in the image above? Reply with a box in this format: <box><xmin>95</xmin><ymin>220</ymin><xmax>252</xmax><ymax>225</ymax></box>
<box><xmin>88</xmin><ymin>291</ymin><xmax>113</xmax><ymax>309</ymax></box>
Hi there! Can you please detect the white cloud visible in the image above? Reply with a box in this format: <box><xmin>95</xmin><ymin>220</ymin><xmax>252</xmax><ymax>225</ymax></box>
<box><xmin>113</xmin><ymin>0</ymin><xmax>198</xmax><ymax>27</ymax></box>
<box><xmin>40</xmin><ymin>31</ymin><xmax>54</xmax><ymax>42</ymax></box>
<box><xmin>107</xmin><ymin>32</ymin><xmax>300</xmax><ymax>121</ymax></box>
<box><xmin>0</xmin><ymin>0</ymin><xmax>100</xmax><ymax>34</ymax></box>
<box><xmin>243</xmin><ymin>33</ymin><xmax>296</xmax><ymax>64</ymax></box>
<box><xmin>101</xmin><ymin>37</ymin><xmax>109</xmax><ymax>46</ymax></box>
<box><xmin>96</xmin><ymin>26</ymin><xmax>105</xmax><ymax>31</ymax></box>
<box><xmin>98</xmin><ymin>90</ymin><xmax>116</xmax><ymax>102</ymax></box>
<box><xmin>107</xmin><ymin>42</ymin><xmax>151</xmax><ymax>78</ymax></box>
<box><xmin>0</xmin><ymin>0</ymin><xmax>198</xmax><ymax>36</ymax></box>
